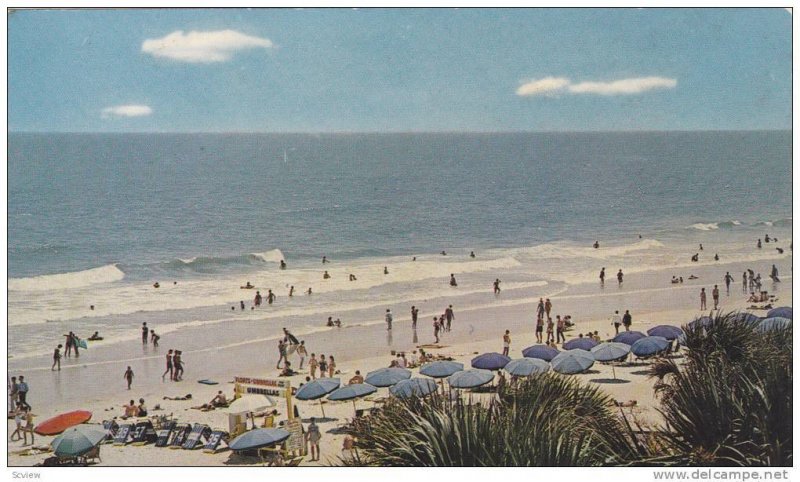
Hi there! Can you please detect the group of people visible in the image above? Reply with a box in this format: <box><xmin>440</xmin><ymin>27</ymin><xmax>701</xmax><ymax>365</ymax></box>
<box><xmin>598</xmin><ymin>268</ymin><xmax>624</xmax><ymax>285</ymax></box>
<box><xmin>609</xmin><ymin>310</ymin><xmax>633</xmax><ymax>335</ymax></box>
<box><xmin>121</xmin><ymin>398</ymin><xmax>148</xmax><ymax>418</ymax></box>
<box><xmin>277</xmin><ymin>328</ymin><xmax>309</xmax><ymax>377</ymax></box>
<box><xmin>8</xmin><ymin>376</ymin><xmax>35</xmax><ymax>445</ymax></box>
<box><xmin>160</xmin><ymin>349</ymin><xmax>186</xmax><ymax>383</ymax></box>
<box><xmin>533</xmin><ymin>298</ymin><xmax>575</xmax><ymax>344</ymax></box>
<box><xmin>699</xmin><ymin>286</ymin><xmax>722</xmax><ymax>310</ymax></box>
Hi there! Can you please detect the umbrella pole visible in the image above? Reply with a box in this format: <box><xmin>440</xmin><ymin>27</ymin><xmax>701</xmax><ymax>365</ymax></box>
<box><xmin>320</xmin><ymin>400</ymin><xmax>326</xmax><ymax>419</ymax></box>
<box><xmin>352</xmin><ymin>399</ymin><xmax>357</xmax><ymax>418</ymax></box>
<box><xmin>612</xmin><ymin>364</ymin><xmax>617</xmax><ymax>380</ymax></box>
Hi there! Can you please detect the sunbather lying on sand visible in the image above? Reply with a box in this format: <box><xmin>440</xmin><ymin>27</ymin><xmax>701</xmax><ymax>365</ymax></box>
<box><xmin>163</xmin><ymin>394</ymin><xmax>192</xmax><ymax>401</ymax></box>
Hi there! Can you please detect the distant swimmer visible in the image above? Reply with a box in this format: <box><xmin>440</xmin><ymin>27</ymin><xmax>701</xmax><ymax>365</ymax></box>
<box><xmin>349</xmin><ymin>274</ymin><xmax>357</xmax><ymax>281</ymax></box>
<box><xmin>714</xmin><ymin>254</ymin><xmax>719</xmax><ymax>261</ymax></box>
<box><xmin>699</xmin><ymin>244</ymin><xmax>703</xmax><ymax>251</ymax></box>
<box><xmin>599</xmin><ymin>267</ymin><xmax>606</xmax><ymax>285</ymax></box>
<box><xmin>254</xmin><ymin>291</ymin><xmax>262</xmax><ymax>307</ymax></box>
<box><xmin>322</xmin><ymin>256</ymin><xmax>328</xmax><ymax>264</ymax></box>
<box><xmin>593</xmin><ymin>241</ymin><xmax>600</xmax><ymax>249</ymax></box>
<box><xmin>691</xmin><ymin>253</ymin><xmax>699</xmax><ymax>262</ymax></box>
<box><xmin>470</xmin><ymin>251</ymin><xmax>476</xmax><ymax>258</ymax></box>
<box><xmin>671</xmin><ymin>276</ymin><xmax>680</xmax><ymax>284</ymax></box>
<box><xmin>617</xmin><ymin>269</ymin><xmax>624</xmax><ymax>285</ymax></box>
<box><xmin>441</xmin><ymin>251</ymin><xmax>447</xmax><ymax>256</ymax></box>
<box><xmin>88</xmin><ymin>331</ymin><xmax>102</xmax><ymax>341</ymax></box>
<box><xmin>90</xmin><ymin>305</ymin><xmax>94</xmax><ymax>311</ymax></box>
<box><xmin>327</xmin><ymin>317</ymin><xmax>334</xmax><ymax>327</ymax></box>
<box><xmin>765</xmin><ymin>234</ymin><xmax>771</xmax><ymax>243</ymax></box>
<box><xmin>153</xmin><ymin>282</ymin><xmax>160</xmax><ymax>288</ymax></box>
<box><xmin>384</xmin><ymin>266</ymin><xmax>389</xmax><ymax>275</ymax></box>
<box><xmin>776</xmin><ymin>247</ymin><xmax>784</xmax><ymax>254</ymax></box>
<box><xmin>267</xmin><ymin>289</ymin><xmax>276</xmax><ymax>305</ymax></box>
<box><xmin>289</xmin><ymin>286</ymin><xmax>294</xmax><ymax>297</ymax></box>
<box><xmin>307</xmin><ymin>287</ymin><xmax>313</xmax><ymax>295</ymax></box>
<box><xmin>280</xmin><ymin>260</ymin><xmax>287</xmax><ymax>270</ymax></box>
<box><xmin>493</xmin><ymin>278</ymin><xmax>501</xmax><ymax>295</ymax></box>
<box><xmin>385</xmin><ymin>309</ymin><xmax>393</xmax><ymax>330</ymax></box>
<box><xmin>412</xmin><ymin>256</ymin><xmax>417</xmax><ymax>261</ymax></box>
<box><xmin>240</xmin><ymin>300</ymin><xmax>245</xmax><ymax>310</ymax></box>
<box><xmin>242</xmin><ymin>281</ymin><xmax>254</xmax><ymax>289</ymax></box>
<box><xmin>724</xmin><ymin>272</ymin><xmax>733</xmax><ymax>294</ymax></box>
<box><xmin>450</xmin><ymin>274</ymin><xmax>458</xmax><ymax>287</ymax></box>
<box><xmin>323</xmin><ymin>271</ymin><xmax>331</xmax><ymax>279</ymax></box>
<box><xmin>688</xmin><ymin>275</ymin><xmax>698</xmax><ymax>280</ymax></box>
<box><xmin>757</xmin><ymin>239</ymin><xmax>762</xmax><ymax>249</ymax></box>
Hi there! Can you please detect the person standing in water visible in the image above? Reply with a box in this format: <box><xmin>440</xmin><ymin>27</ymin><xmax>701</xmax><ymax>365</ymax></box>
<box><xmin>411</xmin><ymin>306</ymin><xmax>419</xmax><ymax>329</ymax></box>
<box><xmin>52</xmin><ymin>344</ymin><xmax>62</xmax><ymax>371</ymax></box>
<box><xmin>599</xmin><ymin>267</ymin><xmax>605</xmax><ymax>285</ymax></box>
<box><xmin>617</xmin><ymin>269</ymin><xmax>624</xmax><ymax>285</ymax></box>
<box><xmin>173</xmin><ymin>351</ymin><xmax>184</xmax><ymax>381</ymax></box>
<box><xmin>700</xmin><ymin>288</ymin><xmax>707</xmax><ymax>310</ymax></box>
<box><xmin>124</xmin><ymin>366</ymin><xmax>134</xmax><ymax>390</ymax></box>
<box><xmin>254</xmin><ymin>291</ymin><xmax>262</xmax><ymax>307</ymax></box>
<box><xmin>449</xmin><ymin>274</ymin><xmax>457</xmax><ymax>286</ymax></box>
<box><xmin>445</xmin><ymin>305</ymin><xmax>455</xmax><ymax>332</ymax></box>
<box><xmin>385</xmin><ymin>309</ymin><xmax>393</xmax><ymax>330</ymax></box>
<box><xmin>142</xmin><ymin>323</ymin><xmax>149</xmax><ymax>345</ymax></box>
<box><xmin>162</xmin><ymin>349</ymin><xmax>174</xmax><ymax>381</ymax></box>
<box><xmin>712</xmin><ymin>285</ymin><xmax>720</xmax><ymax>310</ymax></box>
<box><xmin>289</xmin><ymin>286</ymin><xmax>295</xmax><ymax>297</ymax></box>
<box><xmin>267</xmin><ymin>289</ymin><xmax>276</xmax><ymax>305</ymax></box>
<box><xmin>493</xmin><ymin>278</ymin><xmax>501</xmax><ymax>295</ymax></box>
<box><xmin>770</xmin><ymin>264</ymin><xmax>780</xmax><ymax>282</ymax></box>
<box><xmin>724</xmin><ymin>272</ymin><xmax>733</xmax><ymax>295</ymax></box>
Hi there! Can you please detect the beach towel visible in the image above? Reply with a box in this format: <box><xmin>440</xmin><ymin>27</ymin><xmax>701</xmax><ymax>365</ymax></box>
<box><xmin>197</xmin><ymin>380</ymin><xmax>218</xmax><ymax>385</ymax></box>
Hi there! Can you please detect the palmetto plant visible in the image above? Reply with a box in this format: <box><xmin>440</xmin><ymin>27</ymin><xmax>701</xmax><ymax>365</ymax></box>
<box><xmin>646</xmin><ymin>312</ymin><xmax>792</xmax><ymax>466</ymax></box>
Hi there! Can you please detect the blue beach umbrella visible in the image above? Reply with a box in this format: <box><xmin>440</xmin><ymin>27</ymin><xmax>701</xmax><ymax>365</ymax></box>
<box><xmin>229</xmin><ymin>428</ymin><xmax>290</xmax><ymax>451</ymax></box>
<box><xmin>389</xmin><ymin>378</ymin><xmax>438</xmax><ymax>399</ymax></box>
<box><xmin>767</xmin><ymin>306</ymin><xmax>792</xmax><ymax>320</ymax></box>
<box><xmin>729</xmin><ymin>312</ymin><xmax>761</xmax><ymax>324</ymax></box>
<box><xmin>758</xmin><ymin>317</ymin><xmax>792</xmax><ymax>332</ymax></box>
<box><xmin>50</xmin><ymin>425</ymin><xmax>108</xmax><ymax>457</ymax></box>
<box><xmin>613</xmin><ymin>331</ymin><xmax>647</xmax><ymax>345</ymax></box>
<box><xmin>521</xmin><ymin>345</ymin><xmax>559</xmax><ymax>361</ymax></box>
<box><xmin>631</xmin><ymin>336</ymin><xmax>670</xmax><ymax>358</ymax></box>
<box><xmin>471</xmin><ymin>352</ymin><xmax>511</xmax><ymax>370</ymax></box>
<box><xmin>327</xmin><ymin>383</ymin><xmax>378</xmax><ymax>416</ymax></box>
<box><xmin>563</xmin><ymin>337</ymin><xmax>598</xmax><ymax>351</ymax></box>
<box><xmin>503</xmin><ymin>358</ymin><xmax>550</xmax><ymax>377</ymax></box>
<box><xmin>551</xmin><ymin>350</ymin><xmax>595</xmax><ymax>375</ymax></box>
<box><xmin>365</xmin><ymin>367</ymin><xmax>411</xmax><ymax>387</ymax></box>
<box><xmin>447</xmin><ymin>369</ymin><xmax>495</xmax><ymax>389</ymax></box>
<box><xmin>295</xmin><ymin>378</ymin><xmax>340</xmax><ymax>418</ymax></box>
<box><xmin>687</xmin><ymin>316</ymin><xmax>713</xmax><ymax>330</ymax></box>
<box><xmin>590</xmin><ymin>342</ymin><xmax>631</xmax><ymax>362</ymax></box>
<box><xmin>647</xmin><ymin>325</ymin><xmax>683</xmax><ymax>340</ymax></box>
<box><xmin>419</xmin><ymin>361</ymin><xmax>464</xmax><ymax>379</ymax></box>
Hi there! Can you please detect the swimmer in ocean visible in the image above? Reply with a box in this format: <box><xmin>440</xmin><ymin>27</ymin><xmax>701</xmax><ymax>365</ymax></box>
<box><xmin>593</xmin><ymin>241</ymin><xmax>600</xmax><ymax>249</ymax></box>
<box><xmin>307</xmin><ymin>287</ymin><xmax>312</xmax><ymax>295</ymax></box>
<box><xmin>384</xmin><ymin>266</ymin><xmax>389</xmax><ymax>275</ymax></box>
<box><xmin>289</xmin><ymin>285</ymin><xmax>294</xmax><ymax>297</ymax></box>
<box><xmin>280</xmin><ymin>260</ymin><xmax>287</xmax><ymax>270</ymax></box>
<box><xmin>153</xmin><ymin>282</ymin><xmax>160</xmax><ymax>288</ymax></box>
<box><xmin>691</xmin><ymin>253</ymin><xmax>699</xmax><ymax>262</ymax></box>
<box><xmin>470</xmin><ymin>251</ymin><xmax>476</xmax><ymax>258</ymax></box>
<box><xmin>450</xmin><ymin>274</ymin><xmax>458</xmax><ymax>287</ymax></box>
<box><xmin>323</xmin><ymin>271</ymin><xmax>330</xmax><ymax>279</ymax></box>
<box><xmin>322</xmin><ymin>256</ymin><xmax>328</xmax><ymax>264</ymax></box>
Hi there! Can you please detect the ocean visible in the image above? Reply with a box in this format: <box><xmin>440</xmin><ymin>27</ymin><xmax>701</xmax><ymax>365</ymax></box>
<box><xmin>7</xmin><ymin>131</ymin><xmax>793</xmax><ymax>361</ymax></box>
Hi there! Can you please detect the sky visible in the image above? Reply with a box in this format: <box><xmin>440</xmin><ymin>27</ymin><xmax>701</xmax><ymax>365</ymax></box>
<box><xmin>7</xmin><ymin>8</ymin><xmax>792</xmax><ymax>132</ymax></box>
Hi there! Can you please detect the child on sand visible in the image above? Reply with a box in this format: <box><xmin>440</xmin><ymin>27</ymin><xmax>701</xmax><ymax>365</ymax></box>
<box><xmin>318</xmin><ymin>355</ymin><xmax>328</xmax><ymax>378</ymax></box>
<box><xmin>306</xmin><ymin>417</ymin><xmax>322</xmax><ymax>461</ymax></box>
<box><xmin>124</xmin><ymin>366</ymin><xmax>134</xmax><ymax>390</ymax></box>
<box><xmin>328</xmin><ymin>356</ymin><xmax>336</xmax><ymax>377</ymax></box>
<box><xmin>502</xmin><ymin>330</ymin><xmax>511</xmax><ymax>356</ymax></box>
<box><xmin>309</xmin><ymin>354</ymin><xmax>318</xmax><ymax>379</ymax></box>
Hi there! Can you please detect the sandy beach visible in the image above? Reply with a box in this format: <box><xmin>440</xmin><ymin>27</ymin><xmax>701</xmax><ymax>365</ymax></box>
<box><xmin>8</xmin><ymin>253</ymin><xmax>792</xmax><ymax>467</ymax></box>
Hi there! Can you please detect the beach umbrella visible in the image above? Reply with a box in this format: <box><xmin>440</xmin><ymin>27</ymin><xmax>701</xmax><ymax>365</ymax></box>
<box><xmin>612</xmin><ymin>331</ymin><xmax>646</xmax><ymax>345</ymax></box>
<box><xmin>631</xmin><ymin>336</ymin><xmax>670</xmax><ymax>358</ymax></box>
<box><xmin>389</xmin><ymin>378</ymin><xmax>438</xmax><ymax>399</ymax></box>
<box><xmin>224</xmin><ymin>395</ymin><xmax>276</xmax><ymax>414</ymax></box>
<box><xmin>419</xmin><ymin>361</ymin><xmax>463</xmax><ymax>378</ymax></box>
<box><xmin>590</xmin><ymin>342</ymin><xmax>631</xmax><ymax>379</ymax></box>
<box><xmin>521</xmin><ymin>345</ymin><xmax>559</xmax><ymax>361</ymax></box>
<box><xmin>551</xmin><ymin>349</ymin><xmax>595</xmax><ymax>375</ymax></box>
<box><xmin>729</xmin><ymin>312</ymin><xmax>761</xmax><ymax>324</ymax></box>
<box><xmin>447</xmin><ymin>369</ymin><xmax>495</xmax><ymax>389</ymax></box>
<box><xmin>758</xmin><ymin>316</ymin><xmax>792</xmax><ymax>332</ymax></box>
<box><xmin>229</xmin><ymin>428</ymin><xmax>290</xmax><ymax>451</ymax></box>
<box><xmin>503</xmin><ymin>358</ymin><xmax>550</xmax><ymax>377</ymax></box>
<box><xmin>365</xmin><ymin>367</ymin><xmax>411</xmax><ymax>387</ymax></box>
<box><xmin>767</xmin><ymin>306</ymin><xmax>792</xmax><ymax>320</ymax></box>
<box><xmin>471</xmin><ymin>352</ymin><xmax>511</xmax><ymax>370</ymax></box>
<box><xmin>687</xmin><ymin>316</ymin><xmax>713</xmax><ymax>330</ymax></box>
<box><xmin>295</xmin><ymin>378</ymin><xmax>340</xmax><ymax>418</ymax></box>
<box><xmin>563</xmin><ymin>338</ymin><xmax>598</xmax><ymax>351</ymax></box>
<box><xmin>647</xmin><ymin>325</ymin><xmax>683</xmax><ymax>340</ymax></box>
<box><xmin>327</xmin><ymin>383</ymin><xmax>378</xmax><ymax>416</ymax></box>
<box><xmin>50</xmin><ymin>425</ymin><xmax>107</xmax><ymax>457</ymax></box>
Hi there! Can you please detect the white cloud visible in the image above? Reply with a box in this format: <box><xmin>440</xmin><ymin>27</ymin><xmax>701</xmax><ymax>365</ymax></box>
<box><xmin>568</xmin><ymin>76</ymin><xmax>677</xmax><ymax>95</ymax></box>
<box><xmin>101</xmin><ymin>105</ymin><xmax>153</xmax><ymax>119</ymax></box>
<box><xmin>515</xmin><ymin>77</ymin><xmax>571</xmax><ymax>97</ymax></box>
<box><xmin>142</xmin><ymin>30</ymin><xmax>273</xmax><ymax>63</ymax></box>
<box><xmin>517</xmin><ymin>76</ymin><xmax>677</xmax><ymax>97</ymax></box>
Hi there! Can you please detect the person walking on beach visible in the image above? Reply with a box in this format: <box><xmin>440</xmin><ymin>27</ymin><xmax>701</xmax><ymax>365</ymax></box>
<box><xmin>724</xmin><ymin>272</ymin><xmax>733</xmax><ymax>295</ymax></box>
<box><xmin>544</xmin><ymin>299</ymin><xmax>552</xmax><ymax>318</ymax></box>
<box><xmin>276</xmin><ymin>340</ymin><xmax>288</xmax><ymax>369</ymax></box>
<box><xmin>599</xmin><ymin>267</ymin><xmax>605</xmax><ymax>285</ymax></box>
<box><xmin>622</xmin><ymin>310</ymin><xmax>632</xmax><ymax>331</ymax></box>
<box><xmin>611</xmin><ymin>310</ymin><xmax>622</xmax><ymax>335</ymax></box>
<box><xmin>385</xmin><ymin>309</ymin><xmax>393</xmax><ymax>330</ymax></box>
<box><xmin>162</xmin><ymin>349</ymin><xmax>174</xmax><ymax>381</ymax></box>
<box><xmin>174</xmin><ymin>351</ymin><xmax>184</xmax><ymax>381</ymax></box>
<box><xmin>742</xmin><ymin>271</ymin><xmax>748</xmax><ymax>293</ymax></box>
<box><xmin>433</xmin><ymin>317</ymin><xmax>441</xmax><ymax>344</ymax></box>
<box><xmin>493</xmin><ymin>278</ymin><xmax>501</xmax><ymax>295</ymax></box>
<box><xmin>309</xmin><ymin>353</ymin><xmax>318</xmax><ymax>379</ymax></box>
<box><xmin>306</xmin><ymin>417</ymin><xmax>322</xmax><ymax>461</ymax></box>
<box><xmin>445</xmin><ymin>305</ymin><xmax>455</xmax><ymax>332</ymax></box>
<box><xmin>289</xmin><ymin>286</ymin><xmax>295</xmax><ymax>297</ymax></box>
<box><xmin>502</xmin><ymin>330</ymin><xmax>511</xmax><ymax>356</ymax></box>
<box><xmin>72</xmin><ymin>332</ymin><xmax>80</xmax><ymax>358</ymax></box>
<box><xmin>617</xmin><ymin>269</ymin><xmax>624</xmax><ymax>285</ymax></box>
<box><xmin>700</xmin><ymin>288</ymin><xmax>707</xmax><ymax>310</ymax></box>
<box><xmin>16</xmin><ymin>376</ymin><xmax>30</xmax><ymax>411</ymax></box>
<box><xmin>124</xmin><ymin>366</ymin><xmax>134</xmax><ymax>390</ymax></box>
<box><xmin>535</xmin><ymin>316</ymin><xmax>544</xmax><ymax>343</ymax></box>
<box><xmin>9</xmin><ymin>377</ymin><xmax>18</xmax><ymax>411</ymax></box>
<box><xmin>318</xmin><ymin>355</ymin><xmax>328</xmax><ymax>378</ymax></box>
<box><xmin>52</xmin><ymin>344</ymin><xmax>62</xmax><ymax>371</ymax></box>
<box><xmin>328</xmin><ymin>356</ymin><xmax>336</xmax><ymax>378</ymax></box>
<box><xmin>556</xmin><ymin>316</ymin><xmax>566</xmax><ymax>344</ymax></box>
<box><xmin>297</xmin><ymin>341</ymin><xmax>308</xmax><ymax>369</ymax></box>
<box><xmin>64</xmin><ymin>332</ymin><xmax>74</xmax><ymax>358</ymax></box>
<box><xmin>546</xmin><ymin>317</ymin><xmax>554</xmax><ymax>344</ymax></box>
<box><xmin>254</xmin><ymin>291</ymin><xmax>262</xmax><ymax>307</ymax></box>
<box><xmin>712</xmin><ymin>285</ymin><xmax>720</xmax><ymax>310</ymax></box>
<box><xmin>411</xmin><ymin>306</ymin><xmax>419</xmax><ymax>329</ymax></box>
<box><xmin>267</xmin><ymin>289</ymin><xmax>276</xmax><ymax>305</ymax></box>
<box><xmin>142</xmin><ymin>323</ymin><xmax>149</xmax><ymax>345</ymax></box>
<box><xmin>536</xmin><ymin>298</ymin><xmax>545</xmax><ymax>319</ymax></box>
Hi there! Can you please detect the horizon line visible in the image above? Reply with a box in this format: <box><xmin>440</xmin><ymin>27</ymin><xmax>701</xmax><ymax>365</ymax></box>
<box><xmin>8</xmin><ymin>128</ymin><xmax>791</xmax><ymax>135</ymax></box>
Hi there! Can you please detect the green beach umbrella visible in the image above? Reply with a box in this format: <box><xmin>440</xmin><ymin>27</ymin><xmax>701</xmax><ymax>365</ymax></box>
<box><xmin>50</xmin><ymin>425</ymin><xmax>108</xmax><ymax>457</ymax></box>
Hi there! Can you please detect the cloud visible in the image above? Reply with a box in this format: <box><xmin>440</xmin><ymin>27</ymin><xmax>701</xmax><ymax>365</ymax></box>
<box><xmin>517</xmin><ymin>76</ymin><xmax>677</xmax><ymax>97</ymax></box>
<box><xmin>515</xmin><ymin>77</ymin><xmax>571</xmax><ymax>97</ymax></box>
<box><xmin>568</xmin><ymin>76</ymin><xmax>677</xmax><ymax>95</ymax></box>
<box><xmin>142</xmin><ymin>30</ymin><xmax>273</xmax><ymax>63</ymax></box>
<box><xmin>101</xmin><ymin>105</ymin><xmax>153</xmax><ymax>119</ymax></box>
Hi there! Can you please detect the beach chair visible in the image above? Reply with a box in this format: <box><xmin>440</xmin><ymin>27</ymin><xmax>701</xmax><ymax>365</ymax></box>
<box><xmin>131</xmin><ymin>420</ymin><xmax>157</xmax><ymax>445</ymax></box>
<box><xmin>113</xmin><ymin>424</ymin><xmax>132</xmax><ymax>445</ymax></box>
<box><xmin>155</xmin><ymin>420</ymin><xmax>176</xmax><ymax>447</ymax></box>
<box><xmin>81</xmin><ymin>445</ymin><xmax>101</xmax><ymax>464</ymax></box>
<box><xmin>182</xmin><ymin>424</ymin><xmax>212</xmax><ymax>450</ymax></box>
<box><xmin>202</xmin><ymin>430</ymin><xmax>227</xmax><ymax>453</ymax></box>
<box><xmin>168</xmin><ymin>424</ymin><xmax>192</xmax><ymax>449</ymax></box>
